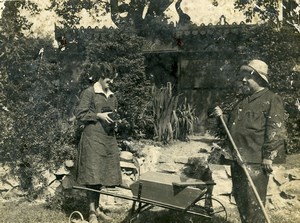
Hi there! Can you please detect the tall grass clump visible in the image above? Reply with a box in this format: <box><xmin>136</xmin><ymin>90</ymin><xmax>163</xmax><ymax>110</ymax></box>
<box><xmin>152</xmin><ymin>82</ymin><xmax>199</xmax><ymax>144</ymax></box>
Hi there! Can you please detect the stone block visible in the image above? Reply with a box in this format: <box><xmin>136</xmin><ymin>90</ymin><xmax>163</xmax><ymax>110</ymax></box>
<box><xmin>174</xmin><ymin>156</ymin><xmax>189</xmax><ymax>164</ymax></box>
<box><xmin>0</xmin><ymin>165</ymin><xmax>10</xmax><ymax>176</ymax></box>
<box><xmin>47</xmin><ymin>180</ymin><xmax>63</xmax><ymax>196</ymax></box>
<box><xmin>208</xmin><ymin>164</ymin><xmax>232</xmax><ymax>196</ymax></box>
<box><xmin>41</xmin><ymin>170</ymin><xmax>56</xmax><ymax>185</ymax></box>
<box><xmin>280</xmin><ymin>181</ymin><xmax>300</xmax><ymax>197</ymax></box>
<box><xmin>158</xmin><ymin>163</ymin><xmax>178</xmax><ymax>173</ymax></box>
<box><xmin>100</xmin><ymin>187</ymin><xmax>132</xmax><ymax>207</ymax></box>
<box><xmin>0</xmin><ymin>181</ymin><xmax>13</xmax><ymax>191</ymax></box>
<box><xmin>266</xmin><ymin>195</ymin><xmax>287</xmax><ymax>210</ymax></box>
<box><xmin>272</xmin><ymin>166</ymin><xmax>288</xmax><ymax>186</ymax></box>
<box><xmin>158</xmin><ymin>154</ymin><xmax>170</xmax><ymax>163</ymax></box>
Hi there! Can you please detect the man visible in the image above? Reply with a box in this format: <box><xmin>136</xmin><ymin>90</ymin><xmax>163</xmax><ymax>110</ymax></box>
<box><xmin>213</xmin><ymin>59</ymin><xmax>287</xmax><ymax>223</ymax></box>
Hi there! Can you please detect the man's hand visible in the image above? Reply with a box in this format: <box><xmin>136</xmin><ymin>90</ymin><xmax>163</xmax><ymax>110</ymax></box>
<box><xmin>97</xmin><ymin>112</ymin><xmax>114</xmax><ymax>123</ymax></box>
<box><xmin>212</xmin><ymin>106</ymin><xmax>223</xmax><ymax>117</ymax></box>
<box><xmin>262</xmin><ymin>159</ymin><xmax>273</xmax><ymax>174</ymax></box>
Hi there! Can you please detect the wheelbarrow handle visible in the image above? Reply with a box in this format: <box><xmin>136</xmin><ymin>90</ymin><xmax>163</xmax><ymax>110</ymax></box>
<box><xmin>172</xmin><ymin>181</ymin><xmax>216</xmax><ymax>187</ymax></box>
<box><xmin>219</xmin><ymin>115</ymin><xmax>271</xmax><ymax>223</ymax></box>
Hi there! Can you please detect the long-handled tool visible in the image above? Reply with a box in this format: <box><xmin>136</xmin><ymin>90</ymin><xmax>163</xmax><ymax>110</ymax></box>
<box><xmin>219</xmin><ymin>115</ymin><xmax>271</xmax><ymax>223</ymax></box>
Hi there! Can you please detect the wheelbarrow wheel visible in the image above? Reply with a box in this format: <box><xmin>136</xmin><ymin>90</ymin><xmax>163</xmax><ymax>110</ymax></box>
<box><xmin>194</xmin><ymin>197</ymin><xmax>227</xmax><ymax>222</ymax></box>
<box><xmin>129</xmin><ymin>213</ymin><xmax>141</xmax><ymax>223</ymax></box>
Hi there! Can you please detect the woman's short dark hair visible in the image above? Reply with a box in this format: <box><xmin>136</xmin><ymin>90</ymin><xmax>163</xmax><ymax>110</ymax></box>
<box><xmin>89</xmin><ymin>62</ymin><xmax>117</xmax><ymax>81</ymax></box>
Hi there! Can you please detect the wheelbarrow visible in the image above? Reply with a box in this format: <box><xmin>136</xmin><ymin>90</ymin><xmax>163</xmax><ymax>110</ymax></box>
<box><xmin>73</xmin><ymin>171</ymin><xmax>227</xmax><ymax>222</ymax></box>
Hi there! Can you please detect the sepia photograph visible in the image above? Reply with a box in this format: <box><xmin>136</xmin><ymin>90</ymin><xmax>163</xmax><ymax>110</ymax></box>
<box><xmin>0</xmin><ymin>0</ymin><xmax>300</xmax><ymax>222</ymax></box>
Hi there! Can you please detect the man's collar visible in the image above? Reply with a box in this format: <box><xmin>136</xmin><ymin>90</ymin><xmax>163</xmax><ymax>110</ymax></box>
<box><xmin>248</xmin><ymin>88</ymin><xmax>268</xmax><ymax>102</ymax></box>
<box><xmin>93</xmin><ymin>82</ymin><xmax>114</xmax><ymax>97</ymax></box>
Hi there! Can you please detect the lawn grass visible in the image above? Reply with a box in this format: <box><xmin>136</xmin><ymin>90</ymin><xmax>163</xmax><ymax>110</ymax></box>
<box><xmin>0</xmin><ymin>199</ymin><xmax>299</xmax><ymax>223</ymax></box>
<box><xmin>0</xmin><ymin>200</ymin><xmax>233</xmax><ymax>223</ymax></box>
<box><xmin>0</xmin><ymin>200</ymin><xmax>68</xmax><ymax>223</ymax></box>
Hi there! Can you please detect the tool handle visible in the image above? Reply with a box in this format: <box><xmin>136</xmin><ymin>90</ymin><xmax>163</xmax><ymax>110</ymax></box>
<box><xmin>219</xmin><ymin>115</ymin><xmax>271</xmax><ymax>223</ymax></box>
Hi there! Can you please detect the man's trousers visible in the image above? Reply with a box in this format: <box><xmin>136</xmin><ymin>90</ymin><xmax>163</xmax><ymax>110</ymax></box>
<box><xmin>231</xmin><ymin>162</ymin><xmax>269</xmax><ymax>223</ymax></box>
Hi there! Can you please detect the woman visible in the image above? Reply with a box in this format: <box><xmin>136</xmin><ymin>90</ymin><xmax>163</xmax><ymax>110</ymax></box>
<box><xmin>75</xmin><ymin>62</ymin><xmax>122</xmax><ymax>223</ymax></box>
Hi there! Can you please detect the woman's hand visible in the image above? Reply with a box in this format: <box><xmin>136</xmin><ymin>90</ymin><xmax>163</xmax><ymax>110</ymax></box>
<box><xmin>97</xmin><ymin>112</ymin><xmax>114</xmax><ymax>123</ymax></box>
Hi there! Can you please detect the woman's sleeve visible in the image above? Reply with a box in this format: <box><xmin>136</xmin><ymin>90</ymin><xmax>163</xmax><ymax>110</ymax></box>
<box><xmin>75</xmin><ymin>89</ymin><xmax>98</xmax><ymax>124</ymax></box>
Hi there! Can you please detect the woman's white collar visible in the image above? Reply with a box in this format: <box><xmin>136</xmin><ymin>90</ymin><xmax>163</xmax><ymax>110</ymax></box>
<box><xmin>93</xmin><ymin>82</ymin><xmax>114</xmax><ymax>97</ymax></box>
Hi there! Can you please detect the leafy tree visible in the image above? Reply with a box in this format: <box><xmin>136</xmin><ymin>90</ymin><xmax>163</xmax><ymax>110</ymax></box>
<box><xmin>47</xmin><ymin>0</ymin><xmax>190</xmax><ymax>29</ymax></box>
<box><xmin>47</xmin><ymin>0</ymin><xmax>100</xmax><ymax>28</ymax></box>
<box><xmin>234</xmin><ymin>0</ymin><xmax>281</xmax><ymax>24</ymax></box>
<box><xmin>110</xmin><ymin>0</ymin><xmax>190</xmax><ymax>28</ymax></box>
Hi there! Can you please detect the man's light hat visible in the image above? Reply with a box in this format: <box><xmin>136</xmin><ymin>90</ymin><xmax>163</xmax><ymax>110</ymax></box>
<box><xmin>240</xmin><ymin>59</ymin><xmax>269</xmax><ymax>84</ymax></box>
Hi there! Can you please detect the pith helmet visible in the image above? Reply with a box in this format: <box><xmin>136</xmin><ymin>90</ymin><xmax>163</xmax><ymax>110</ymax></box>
<box><xmin>240</xmin><ymin>59</ymin><xmax>269</xmax><ymax>84</ymax></box>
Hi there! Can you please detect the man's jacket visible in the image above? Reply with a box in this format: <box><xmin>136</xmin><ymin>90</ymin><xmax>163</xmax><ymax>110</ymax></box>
<box><xmin>228</xmin><ymin>88</ymin><xmax>287</xmax><ymax>164</ymax></box>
